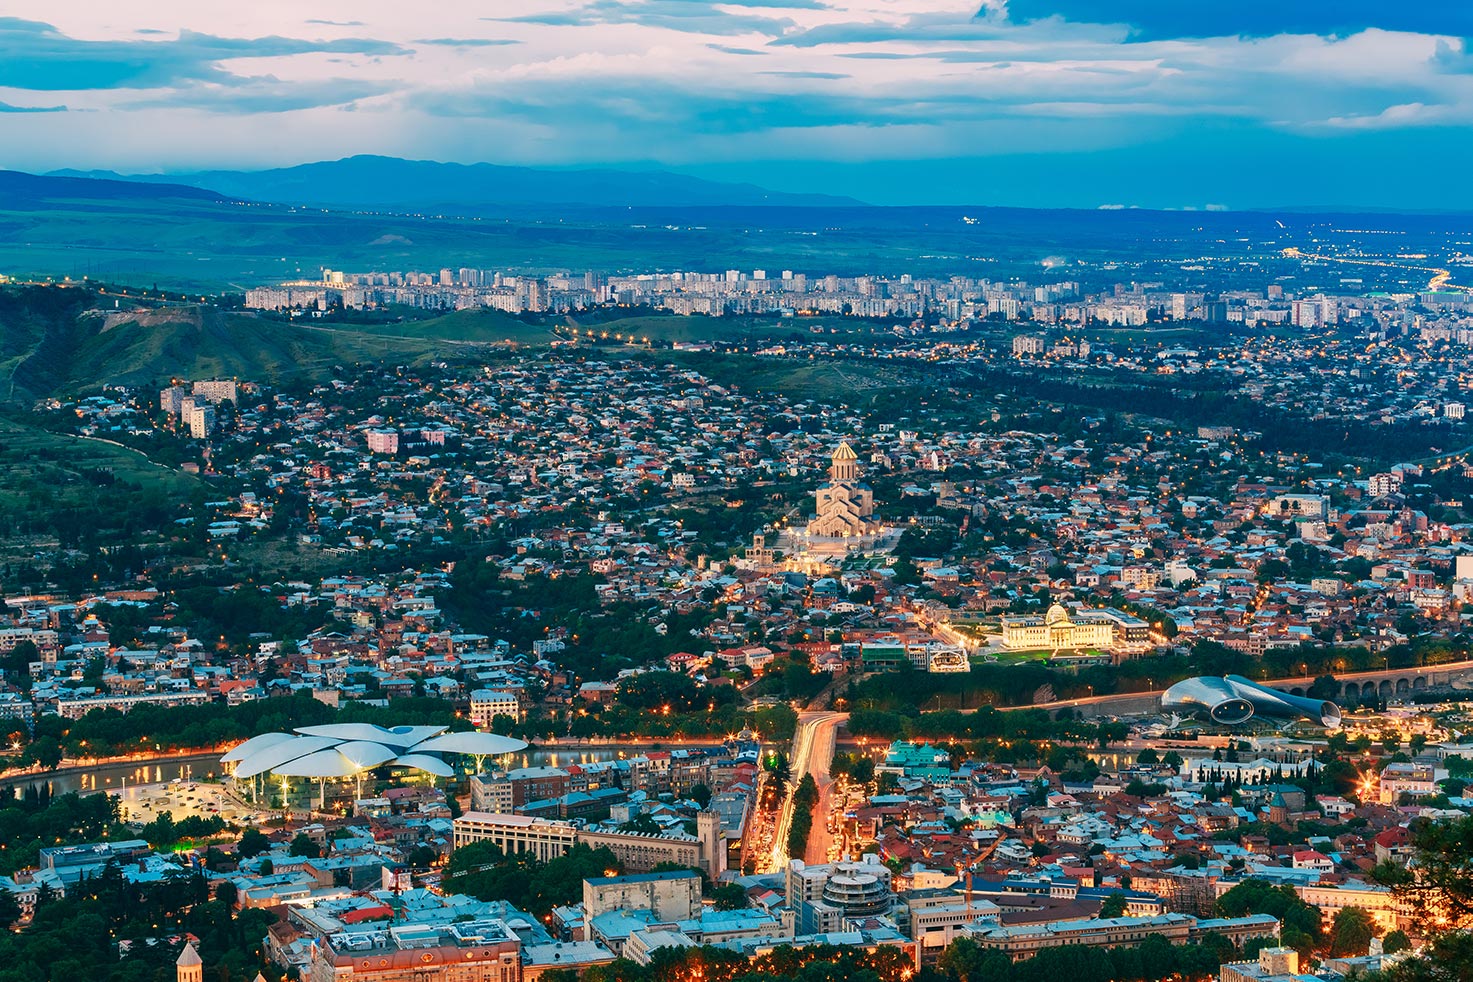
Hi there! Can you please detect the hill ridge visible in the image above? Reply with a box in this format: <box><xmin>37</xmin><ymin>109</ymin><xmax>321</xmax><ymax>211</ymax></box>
<box><xmin>45</xmin><ymin>155</ymin><xmax>864</xmax><ymax>210</ymax></box>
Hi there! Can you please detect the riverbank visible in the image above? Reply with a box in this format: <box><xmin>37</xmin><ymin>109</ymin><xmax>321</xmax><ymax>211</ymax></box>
<box><xmin>0</xmin><ymin>751</ymin><xmax>226</xmax><ymax>796</ymax></box>
<box><xmin>0</xmin><ymin>743</ymin><xmax>698</xmax><ymax>800</ymax></box>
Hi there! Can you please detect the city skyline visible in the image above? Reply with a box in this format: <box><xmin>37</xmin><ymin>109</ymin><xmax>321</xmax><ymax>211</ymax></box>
<box><xmin>2</xmin><ymin>2</ymin><xmax>1473</xmax><ymax>209</ymax></box>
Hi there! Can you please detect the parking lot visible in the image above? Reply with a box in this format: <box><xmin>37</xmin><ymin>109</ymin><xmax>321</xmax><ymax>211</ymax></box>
<box><xmin>114</xmin><ymin>779</ymin><xmax>262</xmax><ymax>827</ymax></box>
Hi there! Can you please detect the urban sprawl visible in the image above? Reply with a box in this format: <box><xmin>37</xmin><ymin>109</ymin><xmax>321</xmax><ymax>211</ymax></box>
<box><xmin>4</xmin><ymin>254</ymin><xmax>1473</xmax><ymax>982</ymax></box>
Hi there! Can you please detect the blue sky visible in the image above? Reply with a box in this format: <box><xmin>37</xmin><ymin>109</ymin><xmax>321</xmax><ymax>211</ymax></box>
<box><xmin>1</xmin><ymin>1</ymin><xmax>1471</xmax><ymax>208</ymax></box>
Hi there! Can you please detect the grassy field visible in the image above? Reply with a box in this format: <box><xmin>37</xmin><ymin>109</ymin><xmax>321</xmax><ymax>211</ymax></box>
<box><xmin>562</xmin><ymin>312</ymin><xmax>818</xmax><ymax>345</ymax></box>
<box><xmin>57</xmin><ymin>312</ymin><xmax>451</xmax><ymax>394</ymax></box>
<box><xmin>0</xmin><ymin>416</ymin><xmax>203</xmax><ymax>561</ymax></box>
<box><xmin>336</xmin><ymin>308</ymin><xmax>560</xmax><ymax>345</ymax></box>
<box><xmin>282</xmin><ymin>309</ymin><xmax>839</xmax><ymax>349</ymax></box>
<box><xmin>0</xmin><ymin>417</ymin><xmax>199</xmax><ymax>500</ymax></box>
<box><xmin>224</xmin><ymin>538</ymin><xmax>354</xmax><ymax>582</ymax></box>
<box><xmin>0</xmin><ymin>291</ymin><xmax>495</xmax><ymax>399</ymax></box>
<box><xmin>973</xmin><ymin>649</ymin><xmax>1053</xmax><ymax>664</ymax></box>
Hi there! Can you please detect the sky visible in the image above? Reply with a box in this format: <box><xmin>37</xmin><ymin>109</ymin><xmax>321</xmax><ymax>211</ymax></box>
<box><xmin>1</xmin><ymin>1</ymin><xmax>1472</xmax><ymax>209</ymax></box>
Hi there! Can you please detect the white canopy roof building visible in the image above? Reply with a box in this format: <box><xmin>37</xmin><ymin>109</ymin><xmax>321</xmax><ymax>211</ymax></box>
<box><xmin>221</xmin><ymin>724</ymin><xmax>527</xmax><ymax>806</ymax></box>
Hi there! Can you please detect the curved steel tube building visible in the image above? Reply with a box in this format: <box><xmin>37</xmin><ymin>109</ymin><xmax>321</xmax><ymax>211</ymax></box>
<box><xmin>1161</xmin><ymin>675</ymin><xmax>1341</xmax><ymax>727</ymax></box>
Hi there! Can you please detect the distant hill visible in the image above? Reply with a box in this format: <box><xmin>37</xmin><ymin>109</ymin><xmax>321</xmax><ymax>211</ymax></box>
<box><xmin>0</xmin><ymin>169</ymin><xmax>223</xmax><ymax>209</ymax></box>
<box><xmin>48</xmin><ymin>155</ymin><xmax>862</xmax><ymax>211</ymax></box>
<box><xmin>0</xmin><ymin>285</ymin><xmax>506</xmax><ymax>402</ymax></box>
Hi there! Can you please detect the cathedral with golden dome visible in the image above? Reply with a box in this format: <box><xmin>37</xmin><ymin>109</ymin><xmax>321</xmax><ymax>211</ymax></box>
<box><xmin>807</xmin><ymin>441</ymin><xmax>882</xmax><ymax>537</ymax></box>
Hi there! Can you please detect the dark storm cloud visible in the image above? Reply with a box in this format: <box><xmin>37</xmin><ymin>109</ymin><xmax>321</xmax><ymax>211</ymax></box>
<box><xmin>1003</xmin><ymin>0</ymin><xmax>1473</xmax><ymax>39</ymax></box>
<box><xmin>488</xmin><ymin>0</ymin><xmax>806</xmax><ymax>35</ymax></box>
<box><xmin>0</xmin><ymin>18</ymin><xmax>409</xmax><ymax>92</ymax></box>
<box><xmin>0</xmin><ymin>100</ymin><xmax>66</xmax><ymax>112</ymax></box>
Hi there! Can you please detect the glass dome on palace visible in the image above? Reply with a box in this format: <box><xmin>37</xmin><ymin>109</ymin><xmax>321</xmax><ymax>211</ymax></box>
<box><xmin>221</xmin><ymin>724</ymin><xmax>528</xmax><ymax>781</ymax></box>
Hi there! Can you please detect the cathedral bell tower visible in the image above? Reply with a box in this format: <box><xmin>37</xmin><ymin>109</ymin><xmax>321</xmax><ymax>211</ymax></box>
<box><xmin>828</xmin><ymin>441</ymin><xmax>860</xmax><ymax>482</ymax></box>
<box><xmin>176</xmin><ymin>943</ymin><xmax>203</xmax><ymax>982</ymax></box>
<box><xmin>807</xmin><ymin>441</ymin><xmax>877</xmax><ymax>538</ymax></box>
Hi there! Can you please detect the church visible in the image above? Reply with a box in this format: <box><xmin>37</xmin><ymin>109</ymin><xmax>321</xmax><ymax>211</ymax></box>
<box><xmin>807</xmin><ymin>442</ymin><xmax>882</xmax><ymax>537</ymax></box>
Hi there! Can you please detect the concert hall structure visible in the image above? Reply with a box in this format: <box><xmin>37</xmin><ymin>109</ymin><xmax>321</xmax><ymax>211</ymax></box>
<box><xmin>1160</xmin><ymin>675</ymin><xmax>1342</xmax><ymax>728</ymax></box>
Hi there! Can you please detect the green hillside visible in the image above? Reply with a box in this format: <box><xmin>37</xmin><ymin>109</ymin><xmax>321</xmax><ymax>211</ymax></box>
<box><xmin>0</xmin><ymin>414</ymin><xmax>204</xmax><ymax>564</ymax></box>
<box><xmin>0</xmin><ymin>286</ymin><xmax>514</xmax><ymax>401</ymax></box>
<box><xmin>561</xmin><ymin>312</ymin><xmax>817</xmax><ymax>345</ymax></box>
<box><xmin>343</xmin><ymin>308</ymin><xmax>559</xmax><ymax>345</ymax></box>
<box><xmin>51</xmin><ymin>310</ymin><xmax>449</xmax><ymax>394</ymax></box>
<box><xmin>0</xmin><ymin>285</ymin><xmax>96</xmax><ymax>401</ymax></box>
<box><xmin>0</xmin><ymin>284</ymin><xmax>875</xmax><ymax>404</ymax></box>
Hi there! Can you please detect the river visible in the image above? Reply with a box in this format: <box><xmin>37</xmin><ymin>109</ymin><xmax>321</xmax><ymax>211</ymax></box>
<box><xmin>0</xmin><ymin>747</ymin><xmax>634</xmax><ymax>798</ymax></box>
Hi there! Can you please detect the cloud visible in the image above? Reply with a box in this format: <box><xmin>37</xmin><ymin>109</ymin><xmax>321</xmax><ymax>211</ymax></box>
<box><xmin>758</xmin><ymin>70</ymin><xmax>850</xmax><ymax>79</ymax></box>
<box><xmin>0</xmin><ymin>17</ymin><xmax>408</xmax><ymax>91</ymax></box>
<box><xmin>122</xmin><ymin>78</ymin><xmax>395</xmax><ymax>114</ymax></box>
<box><xmin>1321</xmin><ymin>102</ymin><xmax>1458</xmax><ymax>129</ymax></box>
<box><xmin>414</xmin><ymin>38</ymin><xmax>521</xmax><ymax>47</ymax></box>
<box><xmin>306</xmin><ymin>19</ymin><xmax>365</xmax><ymax>27</ymax></box>
<box><xmin>1002</xmin><ymin>0</ymin><xmax>1473</xmax><ymax>40</ymax></box>
<box><xmin>1432</xmin><ymin>39</ymin><xmax>1473</xmax><ymax>74</ymax></box>
<box><xmin>0</xmin><ymin>99</ymin><xmax>66</xmax><ymax>112</ymax></box>
<box><xmin>488</xmin><ymin>0</ymin><xmax>800</xmax><ymax>35</ymax></box>
<box><xmin>1</xmin><ymin>0</ymin><xmax>1471</xmax><ymax>210</ymax></box>
<box><xmin>769</xmin><ymin>11</ymin><xmax>1119</xmax><ymax>48</ymax></box>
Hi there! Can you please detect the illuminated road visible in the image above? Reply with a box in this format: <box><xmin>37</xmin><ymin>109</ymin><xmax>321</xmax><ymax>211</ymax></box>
<box><xmin>769</xmin><ymin>711</ymin><xmax>846</xmax><ymax>871</ymax></box>
<box><xmin>1281</xmin><ymin>246</ymin><xmax>1462</xmax><ymax>293</ymax></box>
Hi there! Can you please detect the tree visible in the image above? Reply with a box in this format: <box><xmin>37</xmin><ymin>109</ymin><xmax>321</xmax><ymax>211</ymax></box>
<box><xmin>938</xmin><ymin>936</ymin><xmax>1011</xmax><ymax>982</ymax></box>
<box><xmin>620</xmin><ymin>814</ymin><xmax>662</xmax><ymax>836</ymax></box>
<box><xmin>1375</xmin><ymin>814</ymin><xmax>1473</xmax><ymax>930</ymax></box>
<box><xmin>1099</xmin><ymin>892</ymin><xmax>1128</xmax><ymax>918</ymax></box>
<box><xmin>0</xmin><ymin>888</ymin><xmax>21</xmax><ymax>929</ymax></box>
<box><xmin>1137</xmin><ymin>748</ymin><xmax>1159</xmax><ymax>765</ymax></box>
<box><xmin>445</xmin><ymin>841</ymin><xmax>621</xmax><ymax>917</ymax></box>
<box><xmin>289</xmin><ymin>833</ymin><xmax>321</xmax><ymax>858</ymax></box>
<box><xmin>215</xmin><ymin>880</ymin><xmax>238</xmax><ymax>910</ymax></box>
<box><xmin>764</xmin><ymin>751</ymin><xmax>791</xmax><ymax>787</ymax></box>
<box><xmin>688</xmin><ymin>783</ymin><xmax>712</xmax><ymax>810</ymax></box>
<box><xmin>142</xmin><ymin>810</ymin><xmax>177</xmax><ymax>847</ymax></box>
<box><xmin>1308</xmin><ymin>675</ymin><xmax>1341</xmax><ymax>701</ymax></box>
<box><xmin>1329</xmin><ymin>906</ymin><xmax>1375</xmax><ymax>957</ymax></box>
<box><xmin>1</xmin><ymin>639</ymin><xmax>39</xmax><ymax>689</ymax></box>
<box><xmin>1383</xmin><ymin>929</ymin><xmax>1412</xmax><ymax>953</ymax></box>
<box><xmin>237</xmin><ymin>828</ymin><xmax>270</xmax><ymax>858</ymax></box>
<box><xmin>30</xmin><ymin>735</ymin><xmax>63</xmax><ymax>770</ymax></box>
<box><xmin>1378</xmin><ymin>931</ymin><xmax>1473</xmax><ymax>982</ymax></box>
<box><xmin>709</xmin><ymin>883</ymin><xmax>747</xmax><ymax>911</ymax></box>
<box><xmin>1217</xmin><ymin>880</ymin><xmax>1321</xmax><ymax>952</ymax></box>
<box><xmin>82</xmin><ymin>654</ymin><xmax>107</xmax><ymax>692</ymax></box>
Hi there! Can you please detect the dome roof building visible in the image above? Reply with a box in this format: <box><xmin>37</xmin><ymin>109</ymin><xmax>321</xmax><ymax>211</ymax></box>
<box><xmin>221</xmin><ymin>724</ymin><xmax>528</xmax><ymax>809</ymax></box>
<box><xmin>807</xmin><ymin>442</ymin><xmax>881</xmax><ymax>538</ymax></box>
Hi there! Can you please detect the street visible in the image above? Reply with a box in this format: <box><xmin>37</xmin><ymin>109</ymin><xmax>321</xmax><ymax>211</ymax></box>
<box><xmin>768</xmin><ymin>711</ymin><xmax>847</xmax><ymax>870</ymax></box>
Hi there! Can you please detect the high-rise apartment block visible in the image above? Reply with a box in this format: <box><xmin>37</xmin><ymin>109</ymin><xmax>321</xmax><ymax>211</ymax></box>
<box><xmin>191</xmin><ymin>379</ymin><xmax>239</xmax><ymax>405</ymax></box>
<box><xmin>187</xmin><ymin>404</ymin><xmax>216</xmax><ymax>439</ymax></box>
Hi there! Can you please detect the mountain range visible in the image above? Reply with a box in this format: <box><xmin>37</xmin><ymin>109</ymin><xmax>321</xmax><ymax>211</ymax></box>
<box><xmin>46</xmin><ymin>155</ymin><xmax>861</xmax><ymax>211</ymax></box>
<box><xmin>0</xmin><ymin>169</ymin><xmax>223</xmax><ymax>208</ymax></box>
